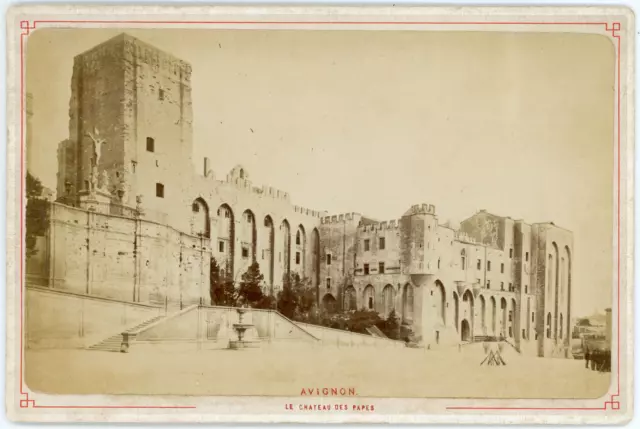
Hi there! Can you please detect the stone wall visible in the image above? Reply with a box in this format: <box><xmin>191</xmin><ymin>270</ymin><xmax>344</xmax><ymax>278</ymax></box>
<box><xmin>45</xmin><ymin>202</ymin><xmax>209</xmax><ymax>307</ymax></box>
<box><xmin>25</xmin><ymin>286</ymin><xmax>163</xmax><ymax>349</ymax></box>
<box><xmin>317</xmin><ymin>213</ymin><xmax>361</xmax><ymax>309</ymax></box>
<box><xmin>134</xmin><ymin>306</ymin><xmax>319</xmax><ymax>351</ymax></box>
<box><xmin>531</xmin><ymin>222</ymin><xmax>574</xmax><ymax>357</ymax></box>
<box><xmin>68</xmin><ymin>36</ymin><xmax>128</xmax><ymax>198</ymax></box>
<box><xmin>294</xmin><ymin>322</ymin><xmax>405</xmax><ymax>348</ymax></box>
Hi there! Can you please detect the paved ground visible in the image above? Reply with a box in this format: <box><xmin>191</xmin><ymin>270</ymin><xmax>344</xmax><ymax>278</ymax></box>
<box><xmin>25</xmin><ymin>343</ymin><xmax>610</xmax><ymax>399</ymax></box>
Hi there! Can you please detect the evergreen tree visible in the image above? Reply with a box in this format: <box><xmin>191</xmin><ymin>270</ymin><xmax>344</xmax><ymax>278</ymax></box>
<box><xmin>346</xmin><ymin>309</ymin><xmax>382</xmax><ymax>334</ymax></box>
<box><xmin>379</xmin><ymin>309</ymin><xmax>401</xmax><ymax>340</ymax></box>
<box><xmin>210</xmin><ymin>257</ymin><xmax>236</xmax><ymax>306</ymax></box>
<box><xmin>25</xmin><ymin>171</ymin><xmax>48</xmax><ymax>258</ymax></box>
<box><xmin>277</xmin><ymin>272</ymin><xmax>315</xmax><ymax>320</ymax></box>
<box><xmin>277</xmin><ymin>273</ymin><xmax>299</xmax><ymax>319</ymax></box>
<box><xmin>238</xmin><ymin>261</ymin><xmax>265</xmax><ymax>307</ymax></box>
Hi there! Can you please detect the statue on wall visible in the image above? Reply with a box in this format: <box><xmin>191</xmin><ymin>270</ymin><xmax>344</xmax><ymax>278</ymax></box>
<box><xmin>85</xmin><ymin>127</ymin><xmax>106</xmax><ymax>168</ymax></box>
<box><xmin>99</xmin><ymin>170</ymin><xmax>110</xmax><ymax>192</ymax></box>
<box><xmin>136</xmin><ymin>195</ymin><xmax>144</xmax><ymax>215</ymax></box>
<box><xmin>89</xmin><ymin>165</ymin><xmax>98</xmax><ymax>198</ymax></box>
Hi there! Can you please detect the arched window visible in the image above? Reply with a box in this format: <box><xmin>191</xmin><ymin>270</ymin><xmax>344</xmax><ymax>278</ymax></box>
<box><xmin>363</xmin><ymin>285</ymin><xmax>375</xmax><ymax>311</ymax></box>
<box><xmin>460</xmin><ymin>249</ymin><xmax>466</xmax><ymax>269</ymax></box>
<box><xmin>239</xmin><ymin>168</ymin><xmax>244</xmax><ymax>179</ymax></box>
<box><xmin>344</xmin><ymin>286</ymin><xmax>357</xmax><ymax>311</ymax></box>
<box><xmin>548</xmin><ymin>254</ymin><xmax>553</xmax><ymax>295</ymax></box>
<box><xmin>402</xmin><ymin>284</ymin><xmax>414</xmax><ymax>322</ymax></box>
<box><xmin>191</xmin><ymin>198</ymin><xmax>210</xmax><ymax>238</ymax></box>
<box><xmin>559</xmin><ymin>314</ymin><xmax>563</xmax><ymax>339</ymax></box>
<box><xmin>383</xmin><ymin>285</ymin><xmax>395</xmax><ymax>317</ymax></box>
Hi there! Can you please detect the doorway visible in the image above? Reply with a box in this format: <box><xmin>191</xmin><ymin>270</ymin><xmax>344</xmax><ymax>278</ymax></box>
<box><xmin>461</xmin><ymin>319</ymin><xmax>471</xmax><ymax>342</ymax></box>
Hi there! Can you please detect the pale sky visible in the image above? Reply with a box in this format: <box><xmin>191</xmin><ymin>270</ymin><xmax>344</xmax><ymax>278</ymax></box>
<box><xmin>26</xmin><ymin>28</ymin><xmax>615</xmax><ymax>317</ymax></box>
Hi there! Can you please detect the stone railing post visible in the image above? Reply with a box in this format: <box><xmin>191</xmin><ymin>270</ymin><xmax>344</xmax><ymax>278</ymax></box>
<box><xmin>120</xmin><ymin>332</ymin><xmax>137</xmax><ymax>353</ymax></box>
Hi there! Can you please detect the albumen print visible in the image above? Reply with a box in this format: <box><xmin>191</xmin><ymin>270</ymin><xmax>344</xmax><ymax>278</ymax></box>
<box><xmin>5</xmin><ymin>5</ymin><xmax>634</xmax><ymax>425</ymax></box>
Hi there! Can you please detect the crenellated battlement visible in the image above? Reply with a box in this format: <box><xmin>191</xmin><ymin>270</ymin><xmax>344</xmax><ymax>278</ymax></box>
<box><xmin>223</xmin><ymin>166</ymin><xmax>293</xmax><ymax>204</ymax></box>
<box><xmin>215</xmin><ymin>167</ymin><xmax>324</xmax><ymax>217</ymax></box>
<box><xmin>357</xmin><ymin>219</ymin><xmax>401</xmax><ymax>232</ymax></box>
<box><xmin>403</xmin><ymin>203</ymin><xmax>436</xmax><ymax>217</ymax></box>
<box><xmin>253</xmin><ymin>185</ymin><xmax>291</xmax><ymax>202</ymax></box>
<box><xmin>321</xmin><ymin>212</ymin><xmax>362</xmax><ymax>225</ymax></box>
<box><xmin>293</xmin><ymin>205</ymin><xmax>327</xmax><ymax>219</ymax></box>
<box><xmin>454</xmin><ymin>230</ymin><xmax>477</xmax><ymax>244</ymax></box>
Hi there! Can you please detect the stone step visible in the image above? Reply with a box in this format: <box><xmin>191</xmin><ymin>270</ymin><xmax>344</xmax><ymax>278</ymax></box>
<box><xmin>87</xmin><ymin>315</ymin><xmax>166</xmax><ymax>351</ymax></box>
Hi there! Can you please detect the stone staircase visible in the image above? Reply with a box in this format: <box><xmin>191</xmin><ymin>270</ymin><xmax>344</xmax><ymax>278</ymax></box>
<box><xmin>88</xmin><ymin>315</ymin><xmax>165</xmax><ymax>352</ymax></box>
<box><xmin>473</xmin><ymin>335</ymin><xmax>494</xmax><ymax>342</ymax></box>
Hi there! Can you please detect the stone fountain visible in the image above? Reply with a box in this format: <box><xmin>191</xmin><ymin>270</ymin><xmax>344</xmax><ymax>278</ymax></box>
<box><xmin>228</xmin><ymin>306</ymin><xmax>260</xmax><ymax>350</ymax></box>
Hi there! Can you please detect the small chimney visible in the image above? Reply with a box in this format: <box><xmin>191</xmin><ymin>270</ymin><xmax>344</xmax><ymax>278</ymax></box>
<box><xmin>203</xmin><ymin>157</ymin><xmax>210</xmax><ymax>177</ymax></box>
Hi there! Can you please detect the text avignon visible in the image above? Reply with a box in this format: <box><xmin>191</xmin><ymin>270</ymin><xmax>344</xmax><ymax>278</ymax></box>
<box><xmin>300</xmin><ymin>388</ymin><xmax>357</xmax><ymax>396</ymax></box>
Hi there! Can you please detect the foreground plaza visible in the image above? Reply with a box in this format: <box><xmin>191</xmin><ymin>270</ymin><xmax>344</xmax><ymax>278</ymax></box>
<box><xmin>26</xmin><ymin>345</ymin><xmax>609</xmax><ymax>399</ymax></box>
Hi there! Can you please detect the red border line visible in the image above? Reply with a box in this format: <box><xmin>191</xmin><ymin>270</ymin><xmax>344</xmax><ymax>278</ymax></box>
<box><xmin>33</xmin><ymin>20</ymin><xmax>610</xmax><ymax>25</ymax></box>
<box><xmin>18</xmin><ymin>19</ymin><xmax>622</xmax><ymax>413</ymax></box>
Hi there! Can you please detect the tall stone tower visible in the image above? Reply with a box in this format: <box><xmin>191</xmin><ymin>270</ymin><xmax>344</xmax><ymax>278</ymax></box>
<box><xmin>400</xmin><ymin>203</ymin><xmax>438</xmax><ymax>275</ymax></box>
<box><xmin>62</xmin><ymin>33</ymin><xmax>193</xmax><ymax>212</ymax></box>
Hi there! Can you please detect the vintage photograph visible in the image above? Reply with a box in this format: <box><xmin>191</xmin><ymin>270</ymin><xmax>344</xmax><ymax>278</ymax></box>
<box><xmin>9</xmin><ymin>7</ymin><xmax>632</xmax><ymax>422</ymax></box>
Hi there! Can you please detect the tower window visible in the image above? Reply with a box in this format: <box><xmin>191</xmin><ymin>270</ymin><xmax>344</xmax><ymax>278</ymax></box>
<box><xmin>242</xmin><ymin>247</ymin><xmax>249</xmax><ymax>259</ymax></box>
<box><xmin>296</xmin><ymin>231</ymin><xmax>301</xmax><ymax>245</ymax></box>
<box><xmin>525</xmin><ymin>285</ymin><xmax>528</xmax><ymax>294</ymax></box>
<box><xmin>326</xmin><ymin>254</ymin><xmax>331</xmax><ymax>265</ymax></box>
<box><xmin>364</xmin><ymin>264</ymin><xmax>370</xmax><ymax>275</ymax></box>
<box><xmin>156</xmin><ymin>183</ymin><xmax>164</xmax><ymax>198</ymax></box>
<box><xmin>487</xmin><ymin>280</ymin><xmax>491</xmax><ymax>289</ymax></box>
<box><xmin>146</xmin><ymin>137</ymin><xmax>155</xmax><ymax>152</ymax></box>
<box><xmin>219</xmin><ymin>241</ymin><xmax>225</xmax><ymax>252</ymax></box>
<box><xmin>379</xmin><ymin>237</ymin><xmax>385</xmax><ymax>250</ymax></box>
<box><xmin>509</xmin><ymin>248</ymin><xmax>513</xmax><ymax>258</ymax></box>
<box><xmin>378</xmin><ymin>262</ymin><xmax>385</xmax><ymax>274</ymax></box>
<box><xmin>461</xmin><ymin>249</ymin><xmax>466</xmax><ymax>269</ymax></box>
<box><xmin>296</xmin><ymin>252</ymin><xmax>301</xmax><ymax>265</ymax></box>
<box><xmin>525</xmin><ymin>252</ymin><xmax>529</xmax><ymax>262</ymax></box>
<box><xmin>364</xmin><ymin>239</ymin><xmax>370</xmax><ymax>251</ymax></box>
<box><xmin>477</xmin><ymin>259</ymin><xmax>481</xmax><ymax>270</ymax></box>
<box><xmin>487</xmin><ymin>261</ymin><xmax>491</xmax><ymax>271</ymax></box>
<box><xmin>501</xmin><ymin>263</ymin><xmax>504</xmax><ymax>273</ymax></box>
<box><xmin>500</xmin><ymin>282</ymin><xmax>504</xmax><ymax>291</ymax></box>
<box><xmin>326</xmin><ymin>278</ymin><xmax>331</xmax><ymax>289</ymax></box>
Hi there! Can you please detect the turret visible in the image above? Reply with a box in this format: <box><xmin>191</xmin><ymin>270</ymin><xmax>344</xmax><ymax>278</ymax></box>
<box><xmin>400</xmin><ymin>203</ymin><xmax>438</xmax><ymax>275</ymax></box>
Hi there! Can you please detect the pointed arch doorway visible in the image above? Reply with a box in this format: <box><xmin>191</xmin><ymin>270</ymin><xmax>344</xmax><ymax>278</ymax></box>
<box><xmin>461</xmin><ymin>319</ymin><xmax>471</xmax><ymax>342</ymax></box>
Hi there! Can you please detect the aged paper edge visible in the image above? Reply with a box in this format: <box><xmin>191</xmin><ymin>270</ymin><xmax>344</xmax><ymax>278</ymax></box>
<box><xmin>4</xmin><ymin>4</ymin><xmax>635</xmax><ymax>425</ymax></box>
